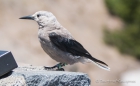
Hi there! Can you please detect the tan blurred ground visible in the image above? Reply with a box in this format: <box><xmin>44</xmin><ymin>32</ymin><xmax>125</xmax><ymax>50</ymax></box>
<box><xmin>0</xmin><ymin>0</ymin><xmax>139</xmax><ymax>86</ymax></box>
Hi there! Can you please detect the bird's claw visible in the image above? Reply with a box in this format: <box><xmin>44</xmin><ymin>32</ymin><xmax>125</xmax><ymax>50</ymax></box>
<box><xmin>44</xmin><ymin>66</ymin><xmax>65</xmax><ymax>71</ymax></box>
<box><xmin>44</xmin><ymin>63</ymin><xmax>67</xmax><ymax>71</ymax></box>
<box><xmin>56</xmin><ymin>68</ymin><xmax>65</xmax><ymax>71</ymax></box>
<box><xmin>44</xmin><ymin>66</ymin><xmax>54</xmax><ymax>70</ymax></box>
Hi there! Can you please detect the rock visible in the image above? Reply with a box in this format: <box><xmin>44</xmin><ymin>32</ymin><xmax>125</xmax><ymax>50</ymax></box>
<box><xmin>0</xmin><ymin>66</ymin><xmax>90</xmax><ymax>86</ymax></box>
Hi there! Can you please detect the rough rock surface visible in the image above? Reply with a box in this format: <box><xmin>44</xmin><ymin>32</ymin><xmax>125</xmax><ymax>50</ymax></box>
<box><xmin>0</xmin><ymin>66</ymin><xmax>90</xmax><ymax>86</ymax></box>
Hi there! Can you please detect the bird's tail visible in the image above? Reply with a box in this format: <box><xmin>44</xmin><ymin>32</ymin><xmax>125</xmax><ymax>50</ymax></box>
<box><xmin>86</xmin><ymin>57</ymin><xmax>110</xmax><ymax>71</ymax></box>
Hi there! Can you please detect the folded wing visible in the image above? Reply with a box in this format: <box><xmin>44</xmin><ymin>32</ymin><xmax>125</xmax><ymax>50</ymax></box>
<box><xmin>49</xmin><ymin>32</ymin><xmax>110</xmax><ymax>71</ymax></box>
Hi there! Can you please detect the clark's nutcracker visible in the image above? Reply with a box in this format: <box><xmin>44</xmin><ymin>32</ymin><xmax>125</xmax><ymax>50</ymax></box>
<box><xmin>20</xmin><ymin>11</ymin><xmax>110</xmax><ymax>71</ymax></box>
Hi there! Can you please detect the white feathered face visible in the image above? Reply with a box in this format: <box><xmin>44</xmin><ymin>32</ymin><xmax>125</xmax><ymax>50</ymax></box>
<box><xmin>20</xmin><ymin>11</ymin><xmax>57</xmax><ymax>27</ymax></box>
<box><xmin>33</xmin><ymin>11</ymin><xmax>53</xmax><ymax>21</ymax></box>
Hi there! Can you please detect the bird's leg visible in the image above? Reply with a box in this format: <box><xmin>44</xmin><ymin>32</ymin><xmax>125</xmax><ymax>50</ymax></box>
<box><xmin>56</xmin><ymin>63</ymin><xmax>67</xmax><ymax>71</ymax></box>
<box><xmin>44</xmin><ymin>63</ymin><xmax>67</xmax><ymax>71</ymax></box>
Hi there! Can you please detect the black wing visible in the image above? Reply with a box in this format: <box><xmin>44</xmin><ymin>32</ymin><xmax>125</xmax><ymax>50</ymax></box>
<box><xmin>49</xmin><ymin>32</ymin><xmax>108</xmax><ymax>66</ymax></box>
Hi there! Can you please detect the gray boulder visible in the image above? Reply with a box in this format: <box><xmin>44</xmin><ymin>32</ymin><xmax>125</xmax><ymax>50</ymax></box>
<box><xmin>0</xmin><ymin>66</ymin><xmax>90</xmax><ymax>86</ymax></box>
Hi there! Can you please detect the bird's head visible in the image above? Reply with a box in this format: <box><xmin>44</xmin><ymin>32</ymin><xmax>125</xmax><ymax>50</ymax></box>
<box><xmin>19</xmin><ymin>11</ymin><xmax>58</xmax><ymax>27</ymax></box>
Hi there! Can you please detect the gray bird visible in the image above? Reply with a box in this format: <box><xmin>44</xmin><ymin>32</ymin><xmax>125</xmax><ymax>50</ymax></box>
<box><xmin>20</xmin><ymin>11</ymin><xmax>110</xmax><ymax>71</ymax></box>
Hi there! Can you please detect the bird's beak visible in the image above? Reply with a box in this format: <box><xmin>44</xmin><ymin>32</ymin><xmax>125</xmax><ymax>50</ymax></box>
<box><xmin>19</xmin><ymin>15</ymin><xmax>34</xmax><ymax>20</ymax></box>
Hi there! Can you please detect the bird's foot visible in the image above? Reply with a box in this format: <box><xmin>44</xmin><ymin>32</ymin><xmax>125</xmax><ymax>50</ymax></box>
<box><xmin>56</xmin><ymin>68</ymin><xmax>65</xmax><ymax>71</ymax></box>
<box><xmin>44</xmin><ymin>63</ymin><xmax>67</xmax><ymax>71</ymax></box>
<box><xmin>44</xmin><ymin>66</ymin><xmax>54</xmax><ymax>70</ymax></box>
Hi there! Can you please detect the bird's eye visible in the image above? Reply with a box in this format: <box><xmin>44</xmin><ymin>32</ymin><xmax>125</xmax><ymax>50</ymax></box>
<box><xmin>37</xmin><ymin>14</ymin><xmax>40</xmax><ymax>17</ymax></box>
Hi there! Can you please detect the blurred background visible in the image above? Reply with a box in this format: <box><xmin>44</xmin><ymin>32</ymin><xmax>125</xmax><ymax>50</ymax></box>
<box><xmin>0</xmin><ymin>0</ymin><xmax>140</xmax><ymax>86</ymax></box>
